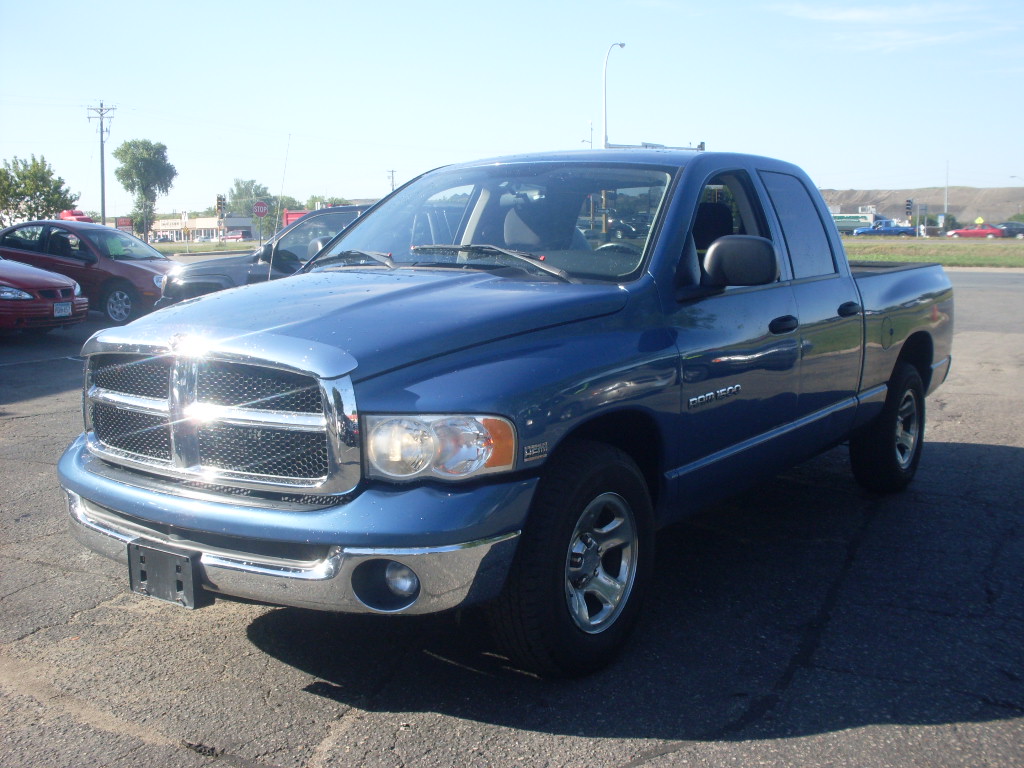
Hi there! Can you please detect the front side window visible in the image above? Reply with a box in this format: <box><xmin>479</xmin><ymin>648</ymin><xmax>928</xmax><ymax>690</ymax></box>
<box><xmin>45</xmin><ymin>227</ymin><xmax>87</xmax><ymax>259</ymax></box>
<box><xmin>312</xmin><ymin>163</ymin><xmax>673</xmax><ymax>283</ymax></box>
<box><xmin>677</xmin><ymin>170</ymin><xmax>772</xmax><ymax>287</ymax></box>
<box><xmin>274</xmin><ymin>211</ymin><xmax>363</xmax><ymax>266</ymax></box>
<box><xmin>1</xmin><ymin>225</ymin><xmax>44</xmax><ymax>253</ymax></box>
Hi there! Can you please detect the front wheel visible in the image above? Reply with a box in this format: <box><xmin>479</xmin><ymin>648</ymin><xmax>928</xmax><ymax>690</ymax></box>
<box><xmin>102</xmin><ymin>283</ymin><xmax>139</xmax><ymax>324</ymax></box>
<box><xmin>487</xmin><ymin>440</ymin><xmax>654</xmax><ymax>677</ymax></box>
<box><xmin>850</xmin><ymin>362</ymin><xmax>925</xmax><ymax>493</ymax></box>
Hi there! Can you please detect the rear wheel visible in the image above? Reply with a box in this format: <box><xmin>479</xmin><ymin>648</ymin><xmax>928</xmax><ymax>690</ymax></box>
<box><xmin>850</xmin><ymin>362</ymin><xmax>925</xmax><ymax>493</ymax></box>
<box><xmin>488</xmin><ymin>440</ymin><xmax>654</xmax><ymax>677</ymax></box>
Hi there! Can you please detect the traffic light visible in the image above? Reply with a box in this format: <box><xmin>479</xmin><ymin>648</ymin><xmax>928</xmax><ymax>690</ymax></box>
<box><xmin>905</xmin><ymin>199</ymin><xmax>913</xmax><ymax>218</ymax></box>
<box><xmin>216</xmin><ymin>195</ymin><xmax>225</xmax><ymax>216</ymax></box>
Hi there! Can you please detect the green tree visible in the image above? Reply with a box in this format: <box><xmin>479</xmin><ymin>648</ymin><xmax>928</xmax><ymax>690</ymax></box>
<box><xmin>112</xmin><ymin>140</ymin><xmax>177</xmax><ymax>237</ymax></box>
<box><xmin>306</xmin><ymin>194</ymin><xmax>351</xmax><ymax>209</ymax></box>
<box><xmin>0</xmin><ymin>155</ymin><xmax>79</xmax><ymax>226</ymax></box>
<box><xmin>226</xmin><ymin>178</ymin><xmax>270</xmax><ymax>216</ymax></box>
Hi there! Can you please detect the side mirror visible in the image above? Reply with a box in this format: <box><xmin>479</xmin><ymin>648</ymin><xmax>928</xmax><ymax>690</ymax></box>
<box><xmin>256</xmin><ymin>243</ymin><xmax>273</xmax><ymax>263</ymax></box>
<box><xmin>81</xmin><ymin>250</ymin><xmax>98</xmax><ymax>264</ymax></box>
<box><xmin>703</xmin><ymin>235</ymin><xmax>779</xmax><ymax>287</ymax></box>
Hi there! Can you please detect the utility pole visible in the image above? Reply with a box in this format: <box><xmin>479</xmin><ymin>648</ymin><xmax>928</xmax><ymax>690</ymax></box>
<box><xmin>387</xmin><ymin>170</ymin><xmax>396</xmax><ymax>191</ymax></box>
<box><xmin>87</xmin><ymin>102</ymin><xmax>115</xmax><ymax>224</ymax></box>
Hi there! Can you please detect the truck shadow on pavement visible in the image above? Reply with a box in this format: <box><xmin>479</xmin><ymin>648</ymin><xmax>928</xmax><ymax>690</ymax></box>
<box><xmin>246</xmin><ymin>442</ymin><xmax>1024</xmax><ymax>742</ymax></box>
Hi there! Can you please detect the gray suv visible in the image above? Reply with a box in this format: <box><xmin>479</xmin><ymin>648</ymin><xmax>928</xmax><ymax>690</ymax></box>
<box><xmin>156</xmin><ymin>205</ymin><xmax>371</xmax><ymax>306</ymax></box>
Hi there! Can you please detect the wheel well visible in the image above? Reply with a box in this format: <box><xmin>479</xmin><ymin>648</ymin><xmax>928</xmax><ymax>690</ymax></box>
<box><xmin>101</xmin><ymin>278</ymin><xmax>133</xmax><ymax>294</ymax></box>
<box><xmin>560</xmin><ymin>410</ymin><xmax>663</xmax><ymax>509</ymax></box>
<box><xmin>897</xmin><ymin>331</ymin><xmax>934</xmax><ymax>390</ymax></box>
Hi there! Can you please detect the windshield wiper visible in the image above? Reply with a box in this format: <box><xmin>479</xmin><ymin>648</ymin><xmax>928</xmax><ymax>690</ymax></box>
<box><xmin>307</xmin><ymin>249</ymin><xmax>395</xmax><ymax>270</ymax></box>
<box><xmin>411</xmin><ymin>244</ymin><xmax>573</xmax><ymax>283</ymax></box>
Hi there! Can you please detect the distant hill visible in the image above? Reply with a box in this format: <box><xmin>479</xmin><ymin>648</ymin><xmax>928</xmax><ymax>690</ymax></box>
<box><xmin>820</xmin><ymin>187</ymin><xmax>1024</xmax><ymax>225</ymax></box>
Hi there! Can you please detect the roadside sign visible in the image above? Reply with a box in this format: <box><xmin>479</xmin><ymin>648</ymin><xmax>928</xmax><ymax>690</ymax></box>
<box><xmin>252</xmin><ymin>201</ymin><xmax>270</xmax><ymax>218</ymax></box>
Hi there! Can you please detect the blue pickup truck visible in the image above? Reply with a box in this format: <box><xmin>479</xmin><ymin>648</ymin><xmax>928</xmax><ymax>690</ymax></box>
<box><xmin>853</xmin><ymin>219</ymin><xmax>916</xmax><ymax>236</ymax></box>
<box><xmin>59</xmin><ymin>149</ymin><xmax>953</xmax><ymax>677</ymax></box>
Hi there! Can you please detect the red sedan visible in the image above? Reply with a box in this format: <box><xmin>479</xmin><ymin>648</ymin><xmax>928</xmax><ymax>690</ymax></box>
<box><xmin>0</xmin><ymin>256</ymin><xmax>89</xmax><ymax>333</ymax></box>
<box><xmin>946</xmin><ymin>224</ymin><xmax>1003</xmax><ymax>238</ymax></box>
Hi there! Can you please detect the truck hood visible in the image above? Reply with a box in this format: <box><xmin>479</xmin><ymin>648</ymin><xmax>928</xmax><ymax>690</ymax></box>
<box><xmin>89</xmin><ymin>269</ymin><xmax>629</xmax><ymax>380</ymax></box>
<box><xmin>174</xmin><ymin>252</ymin><xmax>257</xmax><ymax>276</ymax></box>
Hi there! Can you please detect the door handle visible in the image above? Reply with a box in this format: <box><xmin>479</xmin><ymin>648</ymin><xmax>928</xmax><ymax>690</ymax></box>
<box><xmin>838</xmin><ymin>301</ymin><xmax>862</xmax><ymax>317</ymax></box>
<box><xmin>769</xmin><ymin>315</ymin><xmax>799</xmax><ymax>334</ymax></box>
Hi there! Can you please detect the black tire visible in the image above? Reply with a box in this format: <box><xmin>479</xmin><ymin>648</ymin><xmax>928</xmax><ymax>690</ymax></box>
<box><xmin>487</xmin><ymin>440</ymin><xmax>654</xmax><ymax>677</ymax></box>
<box><xmin>850</xmin><ymin>362</ymin><xmax>925</xmax><ymax>493</ymax></box>
<box><xmin>102</xmin><ymin>282</ymin><xmax>139</xmax><ymax>324</ymax></box>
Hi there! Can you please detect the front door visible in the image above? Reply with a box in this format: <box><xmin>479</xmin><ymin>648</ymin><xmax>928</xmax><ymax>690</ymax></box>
<box><xmin>667</xmin><ymin>169</ymin><xmax>803</xmax><ymax>504</ymax></box>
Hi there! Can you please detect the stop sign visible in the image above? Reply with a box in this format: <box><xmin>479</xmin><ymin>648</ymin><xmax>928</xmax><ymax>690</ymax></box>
<box><xmin>252</xmin><ymin>201</ymin><xmax>269</xmax><ymax>218</ymax></box>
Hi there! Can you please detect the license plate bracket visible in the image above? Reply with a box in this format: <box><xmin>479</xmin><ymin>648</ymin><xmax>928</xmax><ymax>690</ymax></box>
<box><xmin>127</xmin><ymin>541</ymin><xmax>209</xmax><ymax>608</ymax></box>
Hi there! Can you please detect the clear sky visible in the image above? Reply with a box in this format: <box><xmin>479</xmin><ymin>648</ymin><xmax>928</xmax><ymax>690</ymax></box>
<box><xmin>1</xmin><ymin>0</ymin><xmax>1021</xmax><ymax>217</ymax></box>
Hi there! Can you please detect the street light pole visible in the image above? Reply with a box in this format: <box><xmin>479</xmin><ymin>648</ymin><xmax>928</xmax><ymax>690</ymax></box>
<box><xmin>603</xmin><ymin>43</ymin><xmax>625</xmax><ymax>148</ymax></box>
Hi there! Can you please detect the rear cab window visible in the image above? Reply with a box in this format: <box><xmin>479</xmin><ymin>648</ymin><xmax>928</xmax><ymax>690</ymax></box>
<box><xmin>759</xmin><ymin>171</ymin><xmax>837</xmax><ymax>279</ymax></box>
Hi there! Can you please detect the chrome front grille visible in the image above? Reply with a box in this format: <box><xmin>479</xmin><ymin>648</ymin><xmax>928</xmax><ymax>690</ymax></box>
<box><xmin>84</xmin><ymin>351</ymin><xmax>360</xmax><ymax>496</ymax></box>
<box><xmin>91</xmin><ymin>402</ymin><xmax>172</xmax><ymax>461</ymax></box>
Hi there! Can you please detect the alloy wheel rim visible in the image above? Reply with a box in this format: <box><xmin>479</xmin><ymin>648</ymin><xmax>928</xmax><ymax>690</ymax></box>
<box><xmin>894</xmin><ymin>389</ymin><xmax>920</xmax><ymax>470</ymax></box>
<box><xmin>564</xmin><ymin>492</ymin><xmax>637</xmax><ymax>634</ymax></box>
<box><xmin>107</xmin><ymin>291</ymin><xmax>131</xmax><ymax>322</ymax></box>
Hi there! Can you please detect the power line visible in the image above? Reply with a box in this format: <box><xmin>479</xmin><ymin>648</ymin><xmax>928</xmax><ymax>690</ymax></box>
<box><xmin>87</xmin><ymin>102</ymin><xmax>115</xmax><ymax>224</ymax></box>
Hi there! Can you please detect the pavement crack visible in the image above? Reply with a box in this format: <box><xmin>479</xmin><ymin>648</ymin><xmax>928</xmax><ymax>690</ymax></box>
<box><xmin>707</xmin><ymin>506</ymin><xmax>876</xmax><ymax>740</ymax></box>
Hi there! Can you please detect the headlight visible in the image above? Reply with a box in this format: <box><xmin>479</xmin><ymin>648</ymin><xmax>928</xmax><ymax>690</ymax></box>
<box><xmin>0</xmin><ymin>285</ymin><xmax>33</xmax><ymax>300</ymax></box>
<box><xmin>72</xmin><ymin>281</ymin><xmax>82</xmax><ymax>296</ymax></box>
<box><xmin>158</xmin><ymin>265</ymin><xmax>184</xmax><ymax>290</ymax></box>
<box><xmin>365</xmin><ymin>414</ymin><xmax>516</xmax><ymax>481</ymax></box>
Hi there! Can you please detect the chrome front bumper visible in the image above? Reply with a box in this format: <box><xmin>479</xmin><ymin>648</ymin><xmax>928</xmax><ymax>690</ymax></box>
<box><xmin>67</xmin><ymin>490</ymin><xmax>520</xmax><ymax>614</ymax></box>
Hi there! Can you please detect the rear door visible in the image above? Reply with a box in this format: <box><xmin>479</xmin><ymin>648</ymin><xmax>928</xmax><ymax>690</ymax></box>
<box><xmin>759</xmin><ymin>169</ymin><xmax>863</xmax><ymax>445</ymax></box>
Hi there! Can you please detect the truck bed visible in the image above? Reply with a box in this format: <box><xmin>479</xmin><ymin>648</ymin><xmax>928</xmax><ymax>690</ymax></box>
<box><xmin>848</xmin><ymin>260</ymin><xmax>940</xmax><ymax>278</ymax></box>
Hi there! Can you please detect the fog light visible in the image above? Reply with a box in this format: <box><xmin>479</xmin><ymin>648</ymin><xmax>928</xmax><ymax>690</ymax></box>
<box><xmin>385</xmin><ymin>561</ymin><xmax>419</xmax><ymax>597</ymax></box>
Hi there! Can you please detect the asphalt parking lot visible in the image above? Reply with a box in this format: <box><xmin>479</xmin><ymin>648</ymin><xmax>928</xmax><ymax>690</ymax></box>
<box><xmin>0</xmin><ymin>270</ymin><xmax>1021</xmax><ymax>767</ymax></box>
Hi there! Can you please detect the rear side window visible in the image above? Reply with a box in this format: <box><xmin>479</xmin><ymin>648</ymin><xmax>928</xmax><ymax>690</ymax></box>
<box><xmin>760</xmin><ymin>171</ymin><xmax>836</xmax><ymax>279</ymax></box>
<box><xmin>1</xmin><ymin>225</ymin><xmax>44</xmax><ymax>252</ymax></box>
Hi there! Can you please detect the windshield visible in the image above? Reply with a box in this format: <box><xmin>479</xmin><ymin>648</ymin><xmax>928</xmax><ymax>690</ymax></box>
<box><xmin>309</xmin><ymin>162</ymin><xmax>673</xmax><ymax>282</ymax></box>
<box><xmin>83</xmin><ymin>230</ymin><xmax>165</xmax><ymax>260</ymax></box>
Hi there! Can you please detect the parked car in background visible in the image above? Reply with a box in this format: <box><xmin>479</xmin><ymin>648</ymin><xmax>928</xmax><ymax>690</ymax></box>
<box><xmin>221</xmin><ymin>231</ymin><xmax>249</xmax><ymax>242</ymax></box>
<box><xmin>0</xmin><ymin>255</ymin><xmax>89</xmax><ymax>333</ymax></box>
<box><xmin>852</xmin><ymin>219</ymin><xmax>916</xmax><ymax>237</ymax></box>
<box><xmin>995</xmin><ymin>221</ymin><xmax>1024</xmax><ymax>239</ymax></box>
<box><xmin>945</xmin><ymin>224</ymin><xmax>1003</xmax><ymax>238</ymax></box>
<box><xmin>158</xmin><ymin>204</ymin><xmax>371</xmax><ymax>306</ymax></box>
<box><xmin>0</xmin><ymin>220</ymin><xmax>176</xmax><ymax>323</ymax></box>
